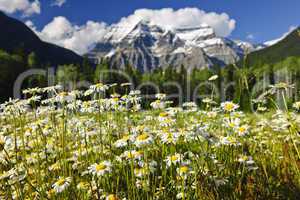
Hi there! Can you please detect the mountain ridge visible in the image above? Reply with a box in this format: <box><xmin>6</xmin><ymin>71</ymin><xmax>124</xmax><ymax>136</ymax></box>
<box><xmin>245</xmin><ymin>27</ymin><xmax>300</xmax><ymax>67</ymax></box>
<box><xmin>87</xmin><ymin>20</ymin><xmax>255</xmax><ymax>72</ymax></box>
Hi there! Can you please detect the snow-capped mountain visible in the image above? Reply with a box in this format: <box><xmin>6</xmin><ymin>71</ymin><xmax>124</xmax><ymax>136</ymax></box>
<box><xmin>87</xmin><ymin>20</ymin><xmax>257</xmax><ymax>72</ymax></box>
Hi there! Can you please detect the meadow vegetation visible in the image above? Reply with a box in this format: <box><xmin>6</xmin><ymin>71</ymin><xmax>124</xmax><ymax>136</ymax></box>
<box><xmin>1</xmin><ymin>80</ymin><xmax>300</xmax><ymax>199</ymax></box>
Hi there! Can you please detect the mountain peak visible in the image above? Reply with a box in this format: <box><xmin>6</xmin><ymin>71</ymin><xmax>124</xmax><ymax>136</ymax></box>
<box><xmin>130</xmin><ymin>20</ymin><xmax>164</xmax><ymax>34</ymax></box>
<box><xmin>175</xmin><ymin>25</ymin><xmax>216</xmax><ymax>43</ymax></box>
<box><xmin>89</xmin><ymin>21</ymin><xmax>253</xmax><ymax>71</ymax></box>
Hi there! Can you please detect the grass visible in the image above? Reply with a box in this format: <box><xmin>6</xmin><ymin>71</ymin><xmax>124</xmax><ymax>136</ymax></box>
<box><xmin>0</xmin><ymin>84</ymin><xmax>300</xmax><ymax>200</ymax></box>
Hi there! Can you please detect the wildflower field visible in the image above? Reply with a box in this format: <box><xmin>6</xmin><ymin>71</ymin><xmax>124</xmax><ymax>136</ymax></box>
<box><xmin>1</xmin><ymin>83</ymin><xmax>300</xmax><ymax>200</ymax></box>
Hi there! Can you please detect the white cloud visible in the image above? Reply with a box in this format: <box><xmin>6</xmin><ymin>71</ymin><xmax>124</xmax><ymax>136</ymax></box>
<box><xmin>246</xmin><ymin>34</ymin><xmax>254</xmax><ymax>40</ymax></box>
<box><xmin>25</xmin><ymin>19</ymin><xmax>35</xmax><ymax>30</ymax></box>
<box><xmin>52</xmin><ymin>0</ymin><xmax>66</xmax><ymax>7</ymax></box>
<box><xmin>117</xmin><ymin>8</ymin><xmax>236</xmax><ymax>37</ymax></box>
<box><xmin>0</xmin><ymin>0</ymin><xmax>41</xmax><ymax>16</ymax></box>
<box><xmin>264</xmin><ymin>26</ymin><xmax>297</xmax><ymax>46</ymax></box>
<box><xmin>27</xmin><ymin>7</ymin><xmax>236</xmax><ymax>54</ymax></box>
<box><xmin>28</xmin><ymin>16</ymin><xmax>108</xmax><ymax>55</ymax></box>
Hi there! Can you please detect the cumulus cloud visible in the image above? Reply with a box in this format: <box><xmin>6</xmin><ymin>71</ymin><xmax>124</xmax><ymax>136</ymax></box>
<box><xmin>27</xmin><ymin>7</ymin><xmax>236</xmax><ymax>54</ymax></box>
<box><xmin>0</xmin><ymin>0</ymin><xmax>41</xmax><ymax>16</ymax></box>
<box><xmin>52</xmin><ymin>0</ymin><xmax>66</xmax><ymax>7</ymax></box>
<box><xmin>28</xmin><ymin>16</ymin><xmax>108</xmax><ymax>54</ymax></box>
<box><xmin>117</xmin><ymin>8</ymin><xmax>236</xmax><ymax>37</ymax></box>
<box><xmin>246</xmin><ymin>34</ymin><xmax>254</xmax><ymax>40</ymax></box>
<box><xmin>264</xmin><ymin>25</ymin><xmax>297</xmax><ymax>46</ymax></box>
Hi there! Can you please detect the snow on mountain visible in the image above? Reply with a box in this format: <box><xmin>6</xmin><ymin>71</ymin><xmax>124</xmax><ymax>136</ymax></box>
<box><xmin>88</xmin><ymin>20</ymin><xmax>256</xmax><ymax>72</ymax></box>
<box><xmin>264</xmin><ymin>26</ymin><xmax>297</xmax><ymax>47</ymax></box>
<box><xmin>175</xmin><ymin>24</ymin><xmax>215</xmax><ymax>42</ymax></box>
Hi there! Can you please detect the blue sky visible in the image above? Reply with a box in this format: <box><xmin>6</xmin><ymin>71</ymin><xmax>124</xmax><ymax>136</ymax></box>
<box><xmin>3</xmin><ymin>0</ymin><xmax>300</xmax><ymax>45</ymax></box>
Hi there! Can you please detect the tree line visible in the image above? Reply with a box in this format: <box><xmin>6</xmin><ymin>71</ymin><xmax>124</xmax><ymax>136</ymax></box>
<box><xmin>1</xmin><ymin>49</ymin><xmax>300</xmax><ymax>111</ymax></box>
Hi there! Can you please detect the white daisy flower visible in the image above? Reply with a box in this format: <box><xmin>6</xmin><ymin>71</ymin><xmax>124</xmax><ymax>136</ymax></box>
<box><xmin>114</xmin><ymin>135</ymin><xmax>130</xmax><ymax>148</ymax></box>
<box><xmin>52</xmin><ymin>177</ymin><xmax>72</xmax><ymax>193</ymax></box>
<box><xmin>235</xmin><ymin>125</ymin><xmax>249</xmax><ymax>136</ymax></box>
<box><xmin>134</xmin><ymin>133</ymin><xmax>153</xmax><ymax>147</ymax></box>
<box><xmin>293</xmin><ymin>101</ymin><xmax>300</xmax><ymax>110</ymax></box>
<box><xmin>88</xmin><ymin>161</ymin><xmax>112</xmax><ymax>177</ymax></box>
<box><xmin>177</xmin><ymin>165</ymin><xmax>192</xmax><ymax>178</ymax></box>
<box><xmin>121</xmin><ymin>150</ymin><xmax>143</xmax><ymax>161</ymax></box>
<box><xmin>106</xmin><ymin>194</ymin><xmax>119</xmax><ymax>200</ymax></box>
<box><xmin>208</xmin><ymin>75</ymin><xmax>218</xmax><ymax>81</ymax></box>
<box><xmin>221</xmin><ymin>101</ymin><xmax>239</xmax><ymax>112</ymax></box>
<box><xmin>155</xmin><ymin>93</ymin><xmax>166</xmax><ymax>100</ymax></box>
<box><xmin>166</xmin><ymin>153</ymin><xmax>183</xmax><ymax>167</ymax></box>
<box><xmin>160</xmin><ymin>131</ymin><xmax>180</xmax><ymax>144</ymax></box>
<box><xmin>223</xmin><ymin>117</ymin><xmax>240</xmax><ymax>129</ymax></box>
<box><xmin>150</xmin><ymin>100</ymin><xmax>166</xmax><ymax>109</ymax></box>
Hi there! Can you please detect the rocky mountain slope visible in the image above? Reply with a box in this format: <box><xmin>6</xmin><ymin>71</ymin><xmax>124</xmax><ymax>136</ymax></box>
<box><xmin>88</xmin><ymin>20</ymin><xmax>257</xmax><ymax>72</ymax></box>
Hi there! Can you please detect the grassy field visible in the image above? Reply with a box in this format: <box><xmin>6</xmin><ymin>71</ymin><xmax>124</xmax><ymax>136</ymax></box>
<box><xmin>1</xmin><ymin>84</ymin><xmax>300</xmax><ymax>200</ymax></box>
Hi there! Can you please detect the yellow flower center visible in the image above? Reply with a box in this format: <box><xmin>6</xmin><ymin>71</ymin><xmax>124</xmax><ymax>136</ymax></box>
<box><xmin>127</xmin><ymin>153</ymin><xmax>134</xmax><ymax>159</ymax></box>
<box><xmin>59</xmin><ymin>92</ymin><xmax>68</xmax><ymax>97</ymax></box>
<box><xmin>107</xmin><ymin>194</ymin><xmax>119</xmax><ymax>200</ymax></box>
<box><xmin>239</xmin><ymin>127</ymin><xmax>246</xmax><ymax>133</ymax></box>
<box><xmin>122</xmin><ymin>135</ymin><xmax>130</xmax><ymax>141</ymax></box>
<box><xmin>137</xmin><ymin>133</ymin><xmax>149</xmax><ymax>141</ymax></box>
<box><xmin>56</xmin><ymin>178</ymin><xmax>66</xmax><ymax>186</ymax></box>
<box><xmin>159</xmin><ymin>112</ymin><xmax>168</xmax><ymax>117</ymax></box>
<box><xmin>224</xmin><ymin>103</ymin><xmax>234</xmax><ymax>111</ymax></box>
<box><xmin>171</xmin><ymin>155</ymin><xmax>179</xmax><ymax>161</ymax></box>
<box><xmin>179</xmin><ymin>166</ymin><xmax>189</xmax><ymax>173</ymax></box>
<box><xmin>96</xmin><ymin>164</ymin><xmax>106</xmax><ymax>171</ymax></box>
<box><xmin>229</xmin><ymin>122</ymin><xmax>235</xmax><ymax>128</ymax></box>
<box><xmin>96</xmin><ymin>83</ymin><xmax>104</xmax><ymax>88</ymax></box>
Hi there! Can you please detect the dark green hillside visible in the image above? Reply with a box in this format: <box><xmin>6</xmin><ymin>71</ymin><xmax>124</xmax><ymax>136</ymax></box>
<box><xmin>0</xmin><ymin>11</ymin><xmax>85</xmax><ymax>101</ymax></box>
<box><xmin>0</xmin><ymin>11</ymin><xmax>82</xmax><ymax>66</ymax></box>
<box><xmin>245</xmin><ymin>27</ymin><xmax>300</xmax><ymax>68</ymax></box>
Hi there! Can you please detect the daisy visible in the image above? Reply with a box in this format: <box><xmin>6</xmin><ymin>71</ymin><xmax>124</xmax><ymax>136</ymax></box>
<box><xmin>237</xmin><ymin>155</ymin><xmax>255</xmax><ymax>165</ymax></box>
<box><xmin>207</xmin><ymin>111</ymin><xmax>218</xmax><ymax>118</ymax></box>
<box><xmin>177</xmin><ymin>165</ymin><xmax>192</xmax><ymax>178</ymax></box>
<box><xmin>114</xmin><ymin>135</ymin><xmax>130</xmax><ymax>148</ymax></box>
<box><xmin>52</xmin><ymin>177</ymin><xmax>72</xmax><ymax>193</ymax></box>
<box><xmin>121</xmin><ymin>150</ymin><xmax>143</xmax><ymax>161</ymax></box>
<box><xmin>155</xmin><ymin>93</ymin><xmax>166</xmax><ymax>100</ymax></box>
<box><xmin>223</xmin><ymin>117</ymin><xmax>240</xmax><ymax>129</ymax></box>
<box><xmin>134</xmin><ymin>133</ymin><xmax>153</xmax><ymax>147</ymax></box>
<box><xmin>158</xmin><ymin>112</ymin><xmax>169</xmax><ymax>121</ymax></box>
<box><xmin>106</xmin><ymin>194</ymin><xmax>119</xmax><ymax>200</ymax></box>
<box><xmin>208</xmin><ymin>75</ymin><xmax>218</xmax><ymax>81</ymax></box>
<box><xmin>121</xmin><ymin>82</ymin><xmax>132</xmax><ymax>87</ymax></box>
<box><xmin>88</xmin><ymin>161</ymin><xmax>112</xmax><ymax>177</ymax></box>
<box><xmin>182</xmin><ymin>102</ymin><xmax>197</xmax><ymax>112</ymax></box>
<box><xmin>237</xmin><ymin>155</ymin><xmax>249</xmax><ymax>163</ymax></box>
<box><xmin>77</xmin><ymin>182</ymin><xmax>89</xmax><ymax>190</ymax></box>
<box><xmin>0</xmin><ymin>135</ymin><xmax>5</xmax><ymax>151</ymax></box>
<box><xmin>221</xmin><ymin>101</ymin><xmax>239</xmax><ymax>112</ymax></box>
<box><xmin>150</xmin><ymin>100</ymin><xmax>166</xmax><ymax>109</ymax></box>
<box><xmin>129</xmin><ymin>90</ymin><xmax>141</xmax><ymax>96</ymax></box>
<box><xmin>160</xmin><ymin>131</ymin><xmax>180</xmax><ymax>144</ymax></box>
<box><xmin>166</xmin><ymin>153</ymin><xmax>183</xmax><ymax>167</ymax></box>
<box><xmin>235</xmin><ymin>125</ymin><xmax>249</xmax><ymax>136</ymax></box>
<box><xmin>293</xmin><ymin>101</ymin><xmax>300</xmax><ymax>110</ymax></box>
<box><xmin>134</xmin><ymin>167</ymin><xmax>150</xmax><ymax>178</ymax></box>
<box><xmin>90</xmin><ymin>83</ymin><xmax>109</xmax><ymax>93</ymax></box>
<box><xmin>176</xmin><ymin>192</ymin><xmax>184</xmax><ymax>199</ymax></box>
<box><xmin>219</xmin><ymin>136</ymin><xmax>239</xmax><ymax>146</ymax></box>
<box><xmin>166</xmin><ymin>107</ymin><xmax>183</xmax><ymax>116</ymax></box>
